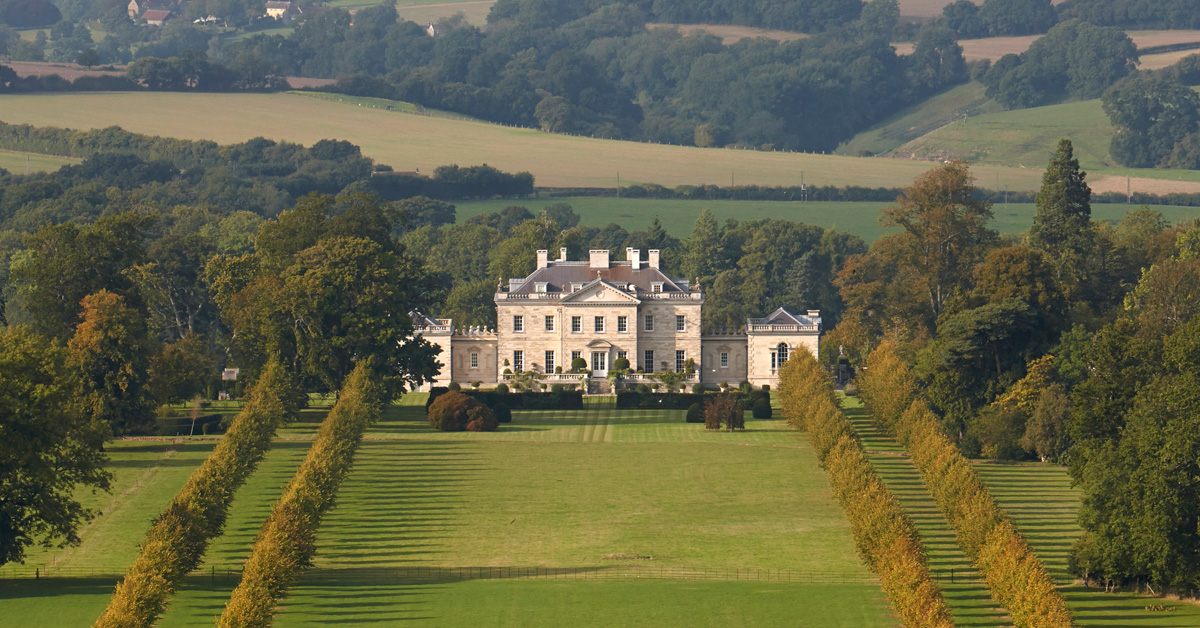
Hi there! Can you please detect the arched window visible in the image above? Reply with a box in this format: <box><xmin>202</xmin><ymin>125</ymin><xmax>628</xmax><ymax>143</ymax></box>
<box><xmin>777</xmin><ymin>343</ymin><xmax>789</xmax><ymax>364</ymax></box>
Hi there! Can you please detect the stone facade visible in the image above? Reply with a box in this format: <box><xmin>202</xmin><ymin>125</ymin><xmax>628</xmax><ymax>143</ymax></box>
<box><xmin>412</xmin><ymin>249</ymin><xmax>821</xmax><ymax>390</ymax></box>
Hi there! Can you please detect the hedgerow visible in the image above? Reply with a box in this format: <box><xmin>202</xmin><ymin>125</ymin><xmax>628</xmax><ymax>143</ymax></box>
<box><xmin>857</xmin><ymin>341</ymin><xmax>1076</xmax><ymax>628</ymax></box>
<box><xmin>93</xmin><ymin>359</ymin><xmax>300</xmax><ymax>628</ymax></box>
<box><xmin>778</xmin><ymin>353</ymin><xmax>955</xmax><ymax>628</ymax></box>
<box><xmin>216</xmin><ymin>362</ymin><xmax>383</xmax><ymax>628</ymax></box>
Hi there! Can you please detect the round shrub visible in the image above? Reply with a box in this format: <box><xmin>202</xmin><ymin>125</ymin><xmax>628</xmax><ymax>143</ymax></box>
<box><xmin>427</xmin><ymin>391</ymin><xmax>486</xmax><ymax>431</ymax></box>
<box><xmin>493</xmin><ymin>402</ymin><xmax>512</xmax><ymax>423</ymax></box>
<box><xmin>495</xmin><ymin>383</ymin><xmax>509</xmax><ymax>394</ymax></box>
<box><xmin>636</xmin><ymin>383</ymin><xmax>651</xmax><ymax>394</ymax></box>
<box><xmin>843</xmin><ymin>382</ymin><xmax>859</xmax><ymax>396</ymax></box>
<box><xmin>686</xmin><ymin>402</ymin><xmax>704</xmax><ymax>423</ymax></box>
<box><xmin>752</xmin><ymin>397</ymin><xmax>772</xmax><ymax>419</ymax></box>
<box><xmin>465</xmin><ymin>405</ymin><xmax>498</xmax><ymax>432</ymax></box>
<box><xmin>613</xmin><ymin>357</ymin><xmax>630</xmax><ymax>371</ymax></box>
<box><xmin>448</xmin><ymin>381</ymin><xmax>461</xmax><ymax>391</ymax></box>
<box><xmin>571</xmin><ymin>357</ymin><xmax>588</xmax><ymax>372</ymax></box>
<box><xmin>739</xmin><ymin>380</ymin><xmax>751</xmax><ymax>393</ymax></box>
<box><xmin>691</xmin><ymin>382</ymin><xmax>705</xmax><ymax>395</ymax></box>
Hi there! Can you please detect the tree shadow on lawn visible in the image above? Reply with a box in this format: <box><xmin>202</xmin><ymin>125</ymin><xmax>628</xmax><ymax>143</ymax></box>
<box><xmin>0</xmin><ymin>577</ymin><xmax>119</xmax><ymax>600</ymax></box>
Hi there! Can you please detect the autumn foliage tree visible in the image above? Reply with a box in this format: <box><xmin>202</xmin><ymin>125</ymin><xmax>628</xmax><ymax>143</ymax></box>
<box><xmin>68</xmin><ymin>290</ymin><xmax>156</xmax><ymax>435</ymax></box>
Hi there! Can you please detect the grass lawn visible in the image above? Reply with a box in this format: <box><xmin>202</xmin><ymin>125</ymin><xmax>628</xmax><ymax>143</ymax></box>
<box><xmin>0</xmin><ymin>149</ymin><xmax>79</xmax><ymax>174</ymax></box>
<box><xmin>456</xmin><ymin>196</ymin><xmax>1200</xmax><ymax>242</ymax></box>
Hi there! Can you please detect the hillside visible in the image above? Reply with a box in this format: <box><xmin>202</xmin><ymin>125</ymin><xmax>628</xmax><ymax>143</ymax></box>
<box><xmin>0</xmin><ymin>91</ymin><xmax>1050</xmax><ymax>191</ymax></box>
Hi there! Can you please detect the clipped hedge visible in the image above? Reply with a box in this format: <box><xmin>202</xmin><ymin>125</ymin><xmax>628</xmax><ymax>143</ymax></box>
<box><xmin>616</xmin><ymin>391</ymin><xmax>764</xmax><ymax>410</ymax></box>
<box><xmin>93</xmin><ymin>360</ymin><xmax>300</xmax><ymax>628</ymax></box>
<box><xmin>216</xmin><ymin>363</ymin><xmax>383</xmax><ymax>628</ymax></box>
<box><xmin>778</xmin><ymin>353</ymin><xmax>955</xmax><ymax>628</ymax></box>
<box><xmin>426</xmin><ymin>388</ymin><xmax>583</xmax><ymax>410</ymax></box>
<box><xmin>858</xmin><ymin>342</ymin><xmax>1076</xmax><ymax>628</ymax></box>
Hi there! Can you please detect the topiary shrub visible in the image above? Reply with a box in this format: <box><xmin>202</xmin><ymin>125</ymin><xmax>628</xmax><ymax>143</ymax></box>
<box><xmin>739</xmin><ymin>380</ymin><xmax>751</xmax><ymax>393</ymax></box>
<box><xmin>613</xmin><ymin>357</ymin><xmax>630</xmax><ymax>371</ymax></box>
<box><xmin>493</xmin><ymin>402</ymin><xmax>512</xmax><ymax>423</ymax></box>
<box><xmin>691</xmin><ymin>382</ymin><xmax>705</xmax><ymax>395</ymax></box>
<box><xmin>448</xmin><ymin>381</ymin><xmax>461</xmax><ymax>391</ymax></box>
<box><xmin>752</xmin><ymin>397</ymin><xmax>772</xmax><ymax>419</ymax></box>
<box><xmin>427</xmin><ymin>391</ymin><xmax>485</xmax><ymax>431</ymax></box>
<box><xmin>686</xmin><ymin>402</ymin><xmax>704</xmax><ymax>423</ymax></box>
<box><xmin>636</xmin><ymin>383</ymin><xmax>651</xmax><ymax>394</ymax></box>
<box><xmin>571</xmin><ymin>357</ymin><xmax>588</xmax><ymax>372</ymax></box>
<box><xmin>495</xmin><ymin>383</ymin><xmax>509</xmax><ymax>394</ymax></box>
<box><xmin>465</xmin><ymin>405</ymin><xmax>498</xmax><ymax>431</ymax></box>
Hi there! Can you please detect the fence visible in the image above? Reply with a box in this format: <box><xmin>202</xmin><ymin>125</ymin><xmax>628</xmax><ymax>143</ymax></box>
<box><xmin>1</xmin><ymin>564</ymin><xmax>899</xmax><ymax>585</ymax></box>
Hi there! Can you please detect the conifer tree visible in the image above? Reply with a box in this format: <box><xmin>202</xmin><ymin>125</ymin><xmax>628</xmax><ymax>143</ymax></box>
<box><xmin>682</xmin><ymin>209</ymin><xmax>721</xmax><ymax>283</ymax></box>
<box><xmin>1030</xmin><ymin>139</ymin><xmax>1093</xmax><ymax>285</ymax></box>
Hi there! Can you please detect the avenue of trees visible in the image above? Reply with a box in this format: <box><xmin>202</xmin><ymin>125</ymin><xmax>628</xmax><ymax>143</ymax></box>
<box><xmin>823</xmin><ymin>139</ymin><xmax>1200</xmax><ymax>593</ymax></box>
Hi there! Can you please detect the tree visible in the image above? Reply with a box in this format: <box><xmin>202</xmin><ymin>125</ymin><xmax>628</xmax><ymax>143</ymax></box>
<box><xmin>681</xmin><ymin>209</ymin><xmax>722</xmax><ymax>284</ymax></box>
<box><xmin>1103</xmin><ymin>76</ymin><xmax>1200</xmax><ymax>168</ymax></box>
<box><xmin>0</xmin><ymin>325</ymin><xmax>110</xmax><ymax>567</ymax></box>
<box><xmin>1030</xmin><ymin>139</ymin><xmax>1093</xmax><ymax>289</ymax></box>
<box><xmin>703</xmin><ymin>394</ymin><xmax>743</xmax><ymax>430</ymax></box>
<box><xmin>128</xmin><ymin>234</ymin><xmax>217</xmax><ymax>343</ymax></box>
<box><xmin>1019</xmin><ymin>383</ymin><xmax>1071</xmax><ymax>462</ymax></box>
<box><xmin>881</xmin><ymin>161</ymin><xmax>996</xmax><ymax>320</ymax></box>
<box><xmin>943</xmin><ymin>0</ymin><xmax>987</xmax><ymax>38</ymax></box>
<box><xmin>68</xmin><ymin>290</ymin><xmax>156</xmax><ymax>435</ymax></box>
<box><xmin>395</xmin><ymin>196</ymin><xmax>456</xmax><ymax>229</ymax></box>
<box><xmin>979</xmin><ymin>0</ymin><xmax>1057</xmax><ymax>36</ymax></box>
<box><xmin>149</xmin><ymin>333</ymin><xmax>217</xmax><ymax>405</ymax></box>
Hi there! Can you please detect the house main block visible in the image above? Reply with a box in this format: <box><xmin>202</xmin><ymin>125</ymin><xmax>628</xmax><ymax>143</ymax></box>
<box><xmin>413</xmin><ymin>248</ymin><xmax>821</xmax><ymax>390</ymax></box>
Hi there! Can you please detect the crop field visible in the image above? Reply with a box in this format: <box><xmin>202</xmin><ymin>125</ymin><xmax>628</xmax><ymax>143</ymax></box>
<box><xmin>0</xmin><ymin>91</ymin><xmax>1049</xmax><ymax>191</ymax></box>
<box><xmin>1</xmin><ymin>400</ymin><xmax>897</xmax><ymax>627</ymax></box>
<box><xmin>0</xmin><ymin>149</ymin><xmax>79</xmax><ymax>174</ymax></box>
<box><xmin>894</xmin><ymin>30</ymin><xmax>1200</xmax><ymax>61</ymax></box>
<box><xmin>647</xmin><ymin>23</ymin><xmax>808</xmax><ymax>44</ymax></box>
<box><xmin>843</xmin><ymin>397</ymin><xmax>1200</xmax><ymax>627</ymax></box>
<box><xmin>456</xmin><ymin>197</ymin><xmax>1200</xmax><ymax>242</ymax></box>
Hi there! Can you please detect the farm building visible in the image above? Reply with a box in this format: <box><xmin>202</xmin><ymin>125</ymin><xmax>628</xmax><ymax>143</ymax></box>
<box><xmin>414</xmin><ymin>248</ymin><xmax>820</xmax><ymax>391</ymax></box>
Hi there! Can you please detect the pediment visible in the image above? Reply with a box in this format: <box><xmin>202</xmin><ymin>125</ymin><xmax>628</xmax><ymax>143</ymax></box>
<box><xmin>586</xmin><ymin>339</ymin><xmax>614</xmax><ymax>348</ymax></box>
<box><xmin>560</xmin><ymin>279</ymin><xmax>640</xmax><ymax>304</ymax></box>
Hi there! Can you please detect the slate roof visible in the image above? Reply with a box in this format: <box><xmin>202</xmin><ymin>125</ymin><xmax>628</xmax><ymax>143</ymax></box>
<box><xmin>505</xmin><ymin>262</ymin><xmax>685</xmax><ymax>296</ymax></box>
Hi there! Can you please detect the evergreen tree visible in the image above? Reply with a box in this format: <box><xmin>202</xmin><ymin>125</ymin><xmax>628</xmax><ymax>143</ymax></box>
<box><xmin>681</xmin><ymin>209</ymin><xmax>721</xmax><ymax>284</ymax></box>
<box><xmin>1030</xmin><ymin>139</ymin><xmax>1093</xmax><ymax>286</ymax></box>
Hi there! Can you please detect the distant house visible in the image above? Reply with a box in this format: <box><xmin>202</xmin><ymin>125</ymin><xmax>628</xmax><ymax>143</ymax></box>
<box><xmin>127</xmin><ymin>0</ymin><xmax>159</xmax><ymax>17</ymax></box>
<box><xmin>265</xmin><ymin>1</ymin><xmax>301</xmax><ymax>22</ymax></box>
<box><xmin>425</xmin><ymin>23</ymin><xmax>437</xmax><ymax>37</ymax></box>
<box><xmin>142</xmin><ymin>9</ymin><xmax>172</xmax><ymax>25</ymax></box>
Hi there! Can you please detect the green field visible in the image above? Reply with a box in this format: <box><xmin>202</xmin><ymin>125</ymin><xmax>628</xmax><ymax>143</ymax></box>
<box><xmin>0</xmin><ymin>149</ymin><xmax>79</xmax><ymax>174</ymax></box>
<box><xmin>843</xmin><ymin>396</ymin><xmax>1200</xmax><ymax>627</ymax></box>
<box><xmin>0</xmin><ymin>91</ymin><xmax>1047</xmax><ymax>191</ymax></box>
<box><xmin>456</xmin><ymin>197</ymin><xmax>1200</xmax><ymax>242</ymax></box>
<box><xmin>1</xmin><ymin>401</ymin><xmax>897</xmax><ymax>627</ymax></box>
<box><xmin>836</xmin><ymin>82</ymin><xmax>1003</xmax><ymax>158</ymax></box>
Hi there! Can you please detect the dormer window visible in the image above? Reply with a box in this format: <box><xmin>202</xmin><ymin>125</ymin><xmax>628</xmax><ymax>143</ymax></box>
<box><xmin>535</xmin><ymin>282</ymin><xmax>548</xmax><ymax>293</ymax></box>
<box><xmin>571</xmin><ymin>283</ymin><xmax>584</xmax><ymax>292</ymax></box>
<box><xmin>651</xmin><ymin>282</ymin><xmax>664</xmax><ymax>293</ymax></box>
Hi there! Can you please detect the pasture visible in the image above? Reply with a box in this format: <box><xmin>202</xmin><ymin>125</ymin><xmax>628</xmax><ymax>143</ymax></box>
<box><xmin>894</xmin><ymin>30</ymin><xmax>1200</xmax><ymax>60</ymax></box>
<box><xmin>455</xmin><ymin>197</ymin><xmax>1200</xmax><ymax>242</ymax></box>
<box><xmin>1</xmin><ymin>400</ymin><xmax>896</xmax><ymax>627</ymax></box>
<box><xmin>0</xmin><ymin>149</ymin><xmax>79</xmax><ymax>174</ymax></box>
<box><xmin>647</xmin><ymin>23</ymin><xmax>808</xmax><ymax>44</ymax></box>
<box><xmin>844</xmin><ymin>397</ymin><xmax>1200</xmax><ymax>627</ymax></box>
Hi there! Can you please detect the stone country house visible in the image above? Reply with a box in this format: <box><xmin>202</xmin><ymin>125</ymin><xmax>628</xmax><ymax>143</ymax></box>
<box><xmin>413</xmin><ymin>248</ymin><xmax>820</xmax><ymax>392</ymax></box>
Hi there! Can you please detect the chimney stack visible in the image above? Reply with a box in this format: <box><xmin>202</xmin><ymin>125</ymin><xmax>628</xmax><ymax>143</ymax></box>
<box><xmin>536</xmin><ymin>250</ymin><xmax>549</xmax><ymax>269</ymax></box>
<box><xmin>589</xmin><ymin>249</ymin><xmax>610</xmax><ymax>269</ymax></box>
<box><xmin>627</xmin><ymin>248</ymin><xmax>641</xmax><ymax>270</ymax></box>
<box><xmin>647</xmin><ymin>249</ymin><xmax>660</xmax><ymax>269</ymax></box>
<box><xmin>559</xmin><ymin>247</ymin><xmax>567</xmax><ymax>261</ymax></box>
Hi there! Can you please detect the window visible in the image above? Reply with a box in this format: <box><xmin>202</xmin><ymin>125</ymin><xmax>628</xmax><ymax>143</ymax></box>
<box><xmin>513</xmin><ymin>315</ymin><xmax>524</xmax><ymax>333</ymax></box>
<box><xmin>676</xmin><ymin>350</ymin><xmax>686</xmax><ymax>373</ymax></box>
<box><xmin>544</xmin><ymin>315</ymin><xmax>555</xmax><ymax>331</ymax></box>
<box><xmin>675</xmin><ymin>315</ymin><xmax>685</xmax><ymax>332</ymax></box>
<box><xmin>652</xmin><ymin>282</ymin><xmax>663</xmax><ymax>293</ymax></box>
<box><xmin>594</xmin><ymin>316</ymin><xmax>605</xmax><ymax>333</ymax></box>
<box><xmin>616</xmin><ymin>350</ymin><xmax>627</xmax><ymax>361</ymax></box>
<box><xmin>720</xmin><ymin>351</ymin><xmax>729</xmax><ymax>368</ymax></box>
<box><xmin>771</xmin><ymin>343</ymin><xmax>790</xmax><ymax>373</ymax></box>
<box><xmin>571</xmin><ymin>316</ymin><xmax>582</xmax><ymax>333</ymax></box>
<box><xmin>470</xmin><ymin>352</ymin><xmax>479</xmax><ymax>369</ymax></box>
<box><xmin>617</xmin><ymin>316</ymin><xmax>628</xmax><ymax>333</ymax></box>
<box><xmin>643</xmin><ymin>350</ymin><xmax>654</xmax><ymax>373</ymax></box>
<box><xmin>535</xmin><ymin>282</ymin><xmax>548</xmax><ymax>293</ymax></box>
<box><xmin>644</xmin><ymin>315</ymin><xmax>655</xmax><ymax>332</ymax></box>
<box><xmin>572</xmin><ymin>350</ymin><xmax>582</xmax><ymax>362</ymax></box>
<box><xmin>545</xmin><ymin>350</ymin><xmax>555</xmax><ymax>374</ymax></box>
<box><xmin>513</xmin><ymin>350</ymin><xmax>524</xmax><ymax>372</ymax></box>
